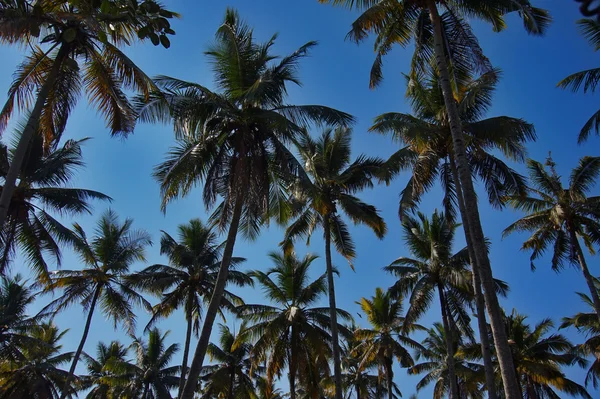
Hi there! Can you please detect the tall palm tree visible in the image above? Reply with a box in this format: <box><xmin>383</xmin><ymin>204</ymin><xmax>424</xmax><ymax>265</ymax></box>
<box><xmin>0</xmin><ymin>322</ymin><xmax>74</xmax><ymax>399</ymax></box>
<box><xmin>319</xmin><ymin>2</ymin><xmax>550</xmax><ymax>397</ymax></box>
<box><xmin>373</xmin><ymin>68</ymin><xmax>529</xmax><ymax>399</ymax></box>
<box><xmin>558</xmin><ymin>18</ymin><xmax>600</xmax><ymax>142</ymax></box>
<box><xmin>409</xmin><ymin>323</ymin><xmax>485</xmax><ymax>398</ymax></box>
<box><xmin>238</xmin><ymin>251</ymin><xmax>352</xmax><ymax>399</ymax></box>
<box><xmin>504</xmin><ymin>156</ymin><xmax>600</xmax><ymax>322</ymax></box>
<box><xmin>41</xmin><ymin>209</ymin><xmax>152</xmax><ymax>399</ymax></box>
<box><xmin>80</xmin><ymin>340</ymin><xmax>137</xmax><ymax>399</ymax></box>
<box><xmin>385</xmin><ymin>210</ymin><xmax>509</xmax><ymax>398</ymax></box>
<box><xmin>561</xmin><ymin>281</ymin><xmax>600</xmax><ymax>389</ymax></box>
<box><xmin>127</xmin><ymin>218</ymin><xmax>252</xmax><ymax>396</ymax></box>
<box><xmin>129</xmin><ymin>328</ymin><xmax>180</xmax><ymax>399</ymax></box>
<box><xmin>502</xmin><ymin>310</ymin><xmax>591</xmax><ymax>398</ymax></box>
<box><xmin>200</xmin><ymin>323</ymin><xmax>258</xmax><ymax>399</ymax></box>
<box><xmin>0</xmin><ymin>0</ymin><xmax>178</xmax><ymax>231</ymax></box>
<box><xmin>0</xmin><ymin>273</ymin><xmax>43</xmax><ymax>361</ymax></box>
<box><xmin>142</xmin><ymin>9</ymin><xmax>354</xmax><ymax>398</ymax></box>
<box><xmin>355</xmin><ymin>288</ymin><xmax>421</xmax><ymax>399</ymax></box>
<box><xmin>0</xmin><ymin>133</ymin><xmax>110</xmax><ymax>282</ymax></box>
<box><xmin>282</xmin><ymin>127</ymin><xmax>386</xmax><ymax>399</ymax></box>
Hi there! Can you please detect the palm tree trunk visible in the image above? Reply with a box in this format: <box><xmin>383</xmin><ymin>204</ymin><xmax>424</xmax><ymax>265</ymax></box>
<box><xmin>449</xmin><ymin>156</ymin><xmax>498</xmax><ymax>399</ymax></box>
<box><xmin>437</xmin><ymin>285</ymin><xmax>459</xmax><ymax>399</ymax></box>
<box><xmin>289</xmin><ymin>338</ymin><xmax>297</xmax><ymax>399</ymax></box>
<box><xmin>0</xmin><ymin>44</ymin><xmax>69</xmax><ymax>232</ymax></box>
<box><xmin>228</xmin><ymin>368</ymin><xmax>235</xmax><ymax>399</ymax></box>
<box><xmin>384</xmin><ymin>358</ymin><xmax>393</xmax><ymax>399</ymax></box>
<box><xmin>180</xmin><ymin>192</ymin><xmax>245</xmax><ymax>399</ymax></box>
<box><xmin>60</xmin><ymin>285</ymin><xmax>100</xmax><ymax>399</ymax></box>
<box><xmin>356</xmin><ymin>384</ymin><xmax>361</xmax><ymax>399</ymax></box>
<box><xmin>324</xmin><ymin>214</ymin><xmax>343</xmax><ymax>399</ymax></box>
<box><xmin>570</xmin><ymin>229</ymin><xmax>600</xmax><ymax>322</ymax></box>
<box><xmin>425</xmin><ymin>3</ymin><xmax>520</xmax><ymax>398</ymax></box>
<box><xmin>178</xmin><ymin>296</ymin><xmax>194</xmax><ymax>397</ymax></box>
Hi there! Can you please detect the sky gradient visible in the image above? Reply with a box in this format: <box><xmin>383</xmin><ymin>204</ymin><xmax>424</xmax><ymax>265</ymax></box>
<box><xmin>0</xmin><ymin>0</ymin><xmax>599</xmax><ymax>397</ymax></box>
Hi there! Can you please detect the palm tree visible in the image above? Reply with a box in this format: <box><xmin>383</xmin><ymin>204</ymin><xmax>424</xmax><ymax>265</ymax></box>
<box><xmin>0</xmin><ymin>133</ymin><xmax>110</xmax><ymax>282</ymax></box>
<box><xmin>372</xmin><ymin>68</ymin><xmax>528</xmax><ymax>399</ymax></box>
<box><xmin>561</xmin><ymin>280</ymin><xmax>600</xmax><ymax>389</ymax></box>
<box><xmin>0</xmin><ymin>322</ymin><xmax>74</xmax><ymax>398</ymax></box>
<box><xmin>319</xmin><ymin>2</ymin><xmax>550</xmax><ymax>397</ymax></box>
<box><xmin>199</xmin><ymin>323</ymin><xmax>257</xmax><ymax>399</ymax></box>
<box><xmin>0</xmin><ymin>273</ymin><xmax>43</xmax><ymax>361</ymax></box>
<box><xmin>558</xmin><ymin>18</ymin><xmax>600</xmax><ymax>142</ymax></box>
<box><xmin>504</xmin><ymin>155</ymin><xmax>600</xmax><ymax>322</ymax></box>
<box><xmin>385</xmin><ymin>210</ymin><xmax>507</xmax><ymax>398</ymax></box>
<box><xmin>141</xmin><ymin>9</ymin><xmax>354</xmax><ymax>398</ymax></box>
<box><xmin>282</xmin><ymin>127</ymin><xmax>386</xmax><ymax>399</ymax></box>
<box><xmin>238</xmin><ymin>250</ymin><xmax>352</xmax><ymax>399</ymax></box>
<box><xmin>80</xmin><ymin>340</ymin><xmax>137</xmax><ymax>399</ymax></box>
<box><xmin>126</xmin><ymin>219</ymin><xmax>252</xmax><ymax>396</ymax></box>
<box><xmin>355</xmin><ymin>288</ymin><xmax>421</xmax><ymax>399</ymax></box>
<box><xmin>129</xmin><ymin>328</ymin><xmax>180</xmax><ymax>399</ymax></box>
<box><xmin>502</xmin><ymin>310</ymin><xmax>591</xmax><ymax>398</ymax></box>
<box><xmin>409</xmin><ymin>323</ymin><xmax>485</xmax><ymax>399</ymax></box>
<box><xmin>41</xmin><ymin>209</ymin><xmax>152</xmax><ymax>399</ymax></box>
<box><xmin>0</xmin><ymin>0</ymin><xmax>178</xmax><ymax>231</ymax></box>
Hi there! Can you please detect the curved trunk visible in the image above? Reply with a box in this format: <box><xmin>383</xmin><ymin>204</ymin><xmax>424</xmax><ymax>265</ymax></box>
<box><xmin>449</xmin><ymin>155</ymin><xmax>498</xmax><ymax>399</ymax></box>
<box><xmin>180</xmin><ymin>192</ymin><xmax>245</xmax><ymax>399</ymax></box>
<box><xmin>437</xmin><ymin>285</ymin><xmax>459</xmax><ymax>399</ymax></box>
<box><xmin>324</xmin><ymin>215</ymin><xmax>343</xmax><ymax>399</ymax></box>
<box><xmin>425</xmin><ymin>2</ymin><xmax>520</xmax><ymax>398</ymax></box>
<box><xmin>569</xmin><ymin>228</ymin><xmax>600</xmax><ymax>322</ymax></box>
<box><xmin>384</xmin><ymin>357</ymin><xmax>393</xmax><ymax>399</ymax></box>
<box><xmin>0</xmin><ymin>44</ymin><xmax>70</xmax><ymax>231</ymax></box>
<box><xmin>177</xmin><ymin>294</ymin><xmax>194</xmax><ymax>397</ymax></box>
<box><xmin>60</xmin><ymin>285</ymin><xmax>101</xmax><ymax>399</ymax></box>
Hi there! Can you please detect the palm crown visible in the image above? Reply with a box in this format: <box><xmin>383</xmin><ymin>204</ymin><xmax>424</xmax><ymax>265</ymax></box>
<box><xmin>0</xmin><ymin>134</ymin><xmax>110</xmax><ymax>281</ymax></box>
<box><xmin>372</xmin><ymin>70</ymin><xmax>534</xmax><ymax>221</ymax></box>
<box><xmin>238</xmin><ymin>251</ymin><xmax>351</xmax><ymax>399</ymax></box>
<box><xmin>146</xmin><ymin>8</ymin><xmax>354</xmax><ymax>233</ymax></box>
<box><xmin>0</xmin><ymin>0</ymin><xmax>177</xmax><ymax>143</ymax></box>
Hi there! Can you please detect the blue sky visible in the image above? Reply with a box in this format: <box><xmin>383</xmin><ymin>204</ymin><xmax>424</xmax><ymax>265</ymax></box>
<box><xmin>1</xmin><ymin>0</ymin><xmax>599</xmax><ymax>397</ymax></box>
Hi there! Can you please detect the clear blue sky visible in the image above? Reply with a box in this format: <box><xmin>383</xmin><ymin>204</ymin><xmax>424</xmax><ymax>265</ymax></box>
<box><xmin>1</xmin><ymin>0</ymin><xmax>599</xmax><ymax>397</ymax></box>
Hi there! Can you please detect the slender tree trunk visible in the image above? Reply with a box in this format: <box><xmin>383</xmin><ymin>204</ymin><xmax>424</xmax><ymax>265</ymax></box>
<box><xmin>228</xmin><ymin>368</ymin><xmax>235</xmax><ymax>399</ymax></box>
<box><xmin>384</xmin><ymin>358</ymin><xmax>393</xmax><ymax>399</ymax></box>
<box><xmin>60</xmin><ymin>286</ymin><xmax>100</xmax><ymax>399</ymax></box>
<box><xmin>449</xmin><ymin>156</ymin><xmax>498</xmax><ymax>399</ymax></box>
<box><xmin>178</xmin><ymin>296</ymin><xmax>194</xmax><ymax>397</ymax></box>
<box><xmin>570</xmin><ymin>229</ymin><xmax>600</xmax><ymax>322</ymax></box>
<box><xmin>180</xmin><ymin>192</ymin><xmax>245</xmax><ymax>399</ymax></box>
<box><xmin>0</xmin><ymin>44</ymin><xmax>69</xmax><ymax>232</ymax></box>
<box><xmin>425</xmin><ymin>3</ymin><xmax>520</xmax><ymax>398</ymax></box>
<box><xmin>437</xmin><ymin>286</ymin><xmax>459</xmax><ymax>399</ymax></box>
<box><xmin>356</xmin><ymin>384</ymin><xmax>361</xmax><ymax>399</ymax></box>
<box><xmin>289</xmin><ymin>331</ymin><xmax>297</xmax><ymax>399</ymax></box>
<box><xmin>324</xmin><ymin>215</ymin><xmax>343</xmax><ymax>399</ymax></box>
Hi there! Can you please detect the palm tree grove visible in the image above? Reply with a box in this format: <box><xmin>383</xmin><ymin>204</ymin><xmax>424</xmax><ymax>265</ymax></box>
<box><xmin>1</xmin><ymin>1</ymin><xmax>600</xmax><ymax>398</ymax></box>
